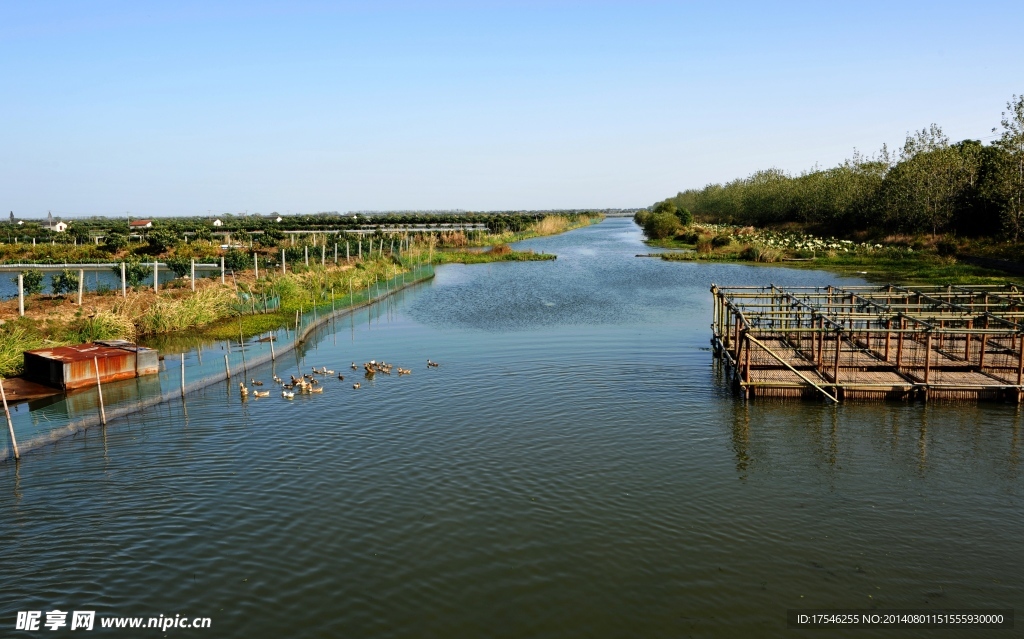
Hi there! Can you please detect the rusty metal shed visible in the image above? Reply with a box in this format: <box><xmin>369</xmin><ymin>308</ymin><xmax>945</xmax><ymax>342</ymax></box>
<box><xmin>23</xmin><ymin>341</ymin><xmax>159</xmax><ymax>390</ymax></box>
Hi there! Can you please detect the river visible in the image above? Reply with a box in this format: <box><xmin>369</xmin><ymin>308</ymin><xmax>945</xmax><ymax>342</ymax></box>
<box><xmin>2</xmin><ymin>218</ymin><xmax>1021</xmax><ymax>637</ymax></box>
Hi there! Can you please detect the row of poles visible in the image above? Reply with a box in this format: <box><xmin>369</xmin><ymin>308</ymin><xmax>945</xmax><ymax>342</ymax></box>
<box><xmin>2</xmin><ymin>253</ymin><xmax>434</xmax><ymax>462</ymax></box>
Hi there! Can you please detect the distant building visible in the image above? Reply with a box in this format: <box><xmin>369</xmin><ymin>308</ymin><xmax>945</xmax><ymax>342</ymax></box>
<box><xmin>53</xmin><ymin>221</ymin><xmax>68</xmax><ymax>232</ymax></box>
<box><xmin>129</xmin><ymin>219</ymin><xmax>153</xmax><ymax>229</ymax></box>
<box><xmin>212</xmin><ymin>219</ymin><xmax>223</xmax><ymax>227</ymax></box>
<box><xmin>275</xmin><ymin>216</ymin><xmax>283</xmax><ymax>223</ymax></box>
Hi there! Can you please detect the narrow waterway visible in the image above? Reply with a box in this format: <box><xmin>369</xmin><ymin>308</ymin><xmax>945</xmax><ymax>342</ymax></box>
<box><xmin>2</xmin><ymin>218</ymin><xmax>1022</xmax><ymax>638</ymax></box>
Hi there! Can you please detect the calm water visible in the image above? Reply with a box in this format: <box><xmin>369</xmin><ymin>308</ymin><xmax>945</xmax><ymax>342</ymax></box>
<box><xmin>2</xmin><ymin>218</ymin><xmax>1022</xmax><ymax>637</ymax></box>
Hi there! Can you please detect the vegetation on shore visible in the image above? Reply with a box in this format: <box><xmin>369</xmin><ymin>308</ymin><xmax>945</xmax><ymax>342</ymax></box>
<box><xmin>637</xmin><ymin>94</ymin><xmax>1024</xmax><ymax>284</ymax></box>
<box><xmin>0</xmin><ymin>213</ymin><xmax>600</xmax><ymax>377</ymax></box>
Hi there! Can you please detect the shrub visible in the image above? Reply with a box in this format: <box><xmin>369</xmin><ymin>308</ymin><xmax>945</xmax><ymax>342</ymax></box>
<box><xmin>711</xmin><ymin>234</ymin><xmax>732</xmax><ymax>248</ymax></box>
<box><xmin>223</xmin><ymin>249</ymin><xmax>253</xmax><ymax>271</ymax></box>
<box><xmin>164</xmin><ymin>257</ymin><xmax>193</xmax><ymax>278</ymax></box>
<box><xmin>103</xmin><ymin>232</ymin><xmax>128</xmax><ymax>252</ymax></box>
<box><xmin>696</xmin><ymin>238</ymin><xmax>714</xmax><ymax>254</ymax></box>
<box><xmin>487</xmin><ymin>243</ymin><xmax>513</xmax><ymax>255</ymax></box>
<box><xmin>740</xmin><ymin>245</ymin><xmax>782</xmax><ymax>263</ymax></box>
<box><xmin>642</xmin><ymin>212</ymin><xmax>680</xmax><ymax>239</ymax></box>
<box><xmin>936</xmin><ymin>239</ymin><xmax>958</xmax><ymax>256</ymax></box>
<box><xmin>51</xmin><ymin>269</ymin><xmax>79</xmax><ymax>296</ymax></box>
<box><xmin>675</xmin><ymin>207</ymin><xmax>693</xmax><ymax>226</ymax></box>
<box><xmin>13</xmin><ymin>270</ymin><xmax>44</xmax><ymax>295</ymax></box>
<box><xmin>111</xmin><ymin>261</ymin><xmax>153</xmax><ymax>287</ymax></box>
<box><xmin>147</xmin><ymin>229</ymin><xmax>179</xmax><ymax>253</ymax></box>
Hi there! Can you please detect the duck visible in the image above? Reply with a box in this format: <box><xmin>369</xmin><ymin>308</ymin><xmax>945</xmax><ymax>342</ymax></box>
<box><xmin>337</xmin><ymin>373</ymin><xmax>345</xmax><ymax>380</ymax></box>
<box><xmin>239</xmin><ymin>382</ymin><xmax>249</xmax><ymax>397</ymax></box>
<box><xmin>310</xmin><ymin>386</ymin><xmax>324</xmax><ymax>393</ymax></box>
<box><xmin>398</xmin><ymin>368</ymin><xmax>411</xmax><ymax>376</ymax></box>
<box><xmin>253</xmin><ymin>390</ymin><xmax>270</xmax><ymax>398</ymax></box>
<box><xmin>352</xmin><ymin>382</ymin><xmax>361</xmax><ymax>389</ymax></box>
<box><xmin>251</xmin><ymin>378</ymin><xmax>263</xmax><ymax>386</ymax></box>
<box><xmin>282</xmin><ymin>390</ymin><xmax>295</xmax><ymax>399</ymax></box>
<box><xmin>427</xmin><ymin>359</ymin><xmax>439</xmax><ymax>368</ymax></box>
<box><xmin>351</xmin><ymin>362</ymin><xmax>358</xmax><ymax>370</ymax></box>
<box><xmin>272</xmin><ymin>375</ymin><xmax>282</xmax><ymax>384</ymax></box>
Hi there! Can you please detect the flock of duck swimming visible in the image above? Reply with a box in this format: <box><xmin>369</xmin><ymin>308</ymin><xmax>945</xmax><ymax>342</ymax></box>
<box><xmin>237</xmin><ymin>359</ymin><xmax>440</xmax><ymax>400</ymax></box>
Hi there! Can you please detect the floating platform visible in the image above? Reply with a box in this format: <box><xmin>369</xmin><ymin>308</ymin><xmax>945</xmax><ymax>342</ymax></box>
<box><xmin>23</xmin><ymin>340</ymin><xmax>159</xmax><ymax>390</ymax></box>
<box><xmin>711</xmin><ymin>284</ymin><xmax>1024</xmax><ymax>403</ymax></box>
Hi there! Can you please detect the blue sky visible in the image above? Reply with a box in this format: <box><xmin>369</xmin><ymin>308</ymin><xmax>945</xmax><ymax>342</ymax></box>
<box><xmin>2</xmin><ymin>1</ymin><xmax>1022</xmax><ymax>216</ymax></box>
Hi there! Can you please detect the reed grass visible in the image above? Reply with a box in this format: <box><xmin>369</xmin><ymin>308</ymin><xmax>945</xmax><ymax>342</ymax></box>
<box><xmin>0</xmin><ymin>323</ymin><xmax>51</xmax><ymax>377</ymax></box>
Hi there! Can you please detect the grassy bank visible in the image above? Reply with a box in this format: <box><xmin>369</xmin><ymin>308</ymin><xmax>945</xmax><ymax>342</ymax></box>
<box><xmin>0</xmin><ymin>215</ymin><xmax>596</xmax><ymax>377</ymax></box>
<box><xmin>648</xmin><ymin>223</ymin><xmax>1020</xmax><ymax>285</ymax></box>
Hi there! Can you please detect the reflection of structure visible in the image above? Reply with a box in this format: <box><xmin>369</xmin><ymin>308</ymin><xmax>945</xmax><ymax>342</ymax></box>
<box><xmin>711</xmin><ymin>284</ymin><xmax>1024</xmax><ymax>402</ymax></box>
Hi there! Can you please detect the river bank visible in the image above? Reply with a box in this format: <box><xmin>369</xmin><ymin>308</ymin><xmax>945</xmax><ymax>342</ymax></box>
<box><xmin>0</xmin><ymin>215</ymin><xmax>600</xmax><ymax>377</ymax></box>
<box><xmin>645</xmin><ymin>224</ymin><xmax>1020</xmax><ymax>285</ymax></box>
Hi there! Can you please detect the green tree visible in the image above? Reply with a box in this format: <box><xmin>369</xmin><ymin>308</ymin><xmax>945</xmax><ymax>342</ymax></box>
<box><xmin>642</xmin><ymin>212</ymin><xmax>680</xmax><ymax>239</ymax></box>
<box><xmin>675</xmin><ymin>207</ymin><xmax>693</xmax><ymax>226</ymax></box>
<box><xmin>990</xmin><ymin>94</ymin><xmax>1024</xmax><ymax>239</ymax></box>
<box><xmin>13</xmin><ymin>270</ymin><xmax>44</xmax><ymax>295</ymax></box>
<box><xmin>103</xmin><ymin>231</ymin><xmax>128</xmax><ymax>252</ymax></box>
<box><xmin>51</xmin><ymin>269</ymin><xmax>79</xmax><ymax>296</ymax></box>
<box><xmin>148</xmin><ymin>229</ymin><xmax>179</xmax><ymax>253</ymax></box>
<box><xmin>193</xmin><ymin>226</ymin><xmax>213</xmax><ymax>241</ymax></box>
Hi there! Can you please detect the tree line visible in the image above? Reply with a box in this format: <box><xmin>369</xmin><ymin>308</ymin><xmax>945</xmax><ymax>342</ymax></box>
<box><xmin>650</xmin><ymin>95</ymin><xmax>1024</xmax><ymax>239</ymax></box>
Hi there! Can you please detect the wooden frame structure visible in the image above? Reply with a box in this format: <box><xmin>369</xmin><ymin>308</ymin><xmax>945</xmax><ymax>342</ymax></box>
<box><xmin>711</xmin><ymin>284</ymin><xmax>1024</xmax><ymax>402</ymax></box>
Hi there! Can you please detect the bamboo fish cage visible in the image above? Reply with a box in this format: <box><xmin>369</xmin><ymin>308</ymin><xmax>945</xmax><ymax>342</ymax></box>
<box><xmin>711</xmin><ymin>284</ymin><xmax>1024</xmax><ymax>403</ymax></box>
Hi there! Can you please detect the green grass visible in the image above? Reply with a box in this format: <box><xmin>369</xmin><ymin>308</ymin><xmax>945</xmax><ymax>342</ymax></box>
<box><xmin>434</xmin><ymin>250</ymin><xmax>556</xmax><ymax>264</ymax></box>
<box><xmin>660</xmin><ymin>248</ymin><xmax>1017</xmax><ymax>285</ymax></box>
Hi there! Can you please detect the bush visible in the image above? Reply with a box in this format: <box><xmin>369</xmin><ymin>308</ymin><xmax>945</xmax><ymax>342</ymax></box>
<box><xmin>936</xmin><ymin>239</ymin><xmax>958</xmax><ymax>256</ymax></box>
<box><xmin>51</xmin><ymin>269</ymin><xmax>79</xmax><ymax>295</ymax></box>
<box><xmin>110</xmin><ymin>261</ymin><xmax>153</xmax><ymax>287</ymax></box>
<box><xmin>675</xmin><ymin>207</ymin><xmax>693</xmax><ymax>226</ymax></box>
<box><xmin>675</xmin><ymin>231</ymin><xmax>700</xmax><ymax>244</ymax></box>
<box><xmin>147</xmin><ymin>229</ymin><xmax>179</xmax><ymax>253</ymax></box>
<box><xmin>103</xmin><ymin>232</ymin><xmax>128</xmax><ymax>252</ymax></box>
<box><xmin>696</xmin><ymin>238</ymin><xmax>714</xmax><ymax>254</ymax></box>
<box><xmin>13</xmin><ymin>270</ymin><xmax>44</xmax><ymax>295</ymax></box>
<box><xmin>740</xmin><ymin>245</ymin><xmax>782</xmax><ymax>263</ymax></box>
<box><xmin>164</xmin><ymin>257</ymin><xmax>193</xmax><ymax>278</ymax></box>
<box><xmin>223</xmin><ymin>249</ymin><xmax>253</xmax><ymax>271</ymax></box>
<box><xmin>711</xmin><ymin>234</ymin><xmax>732</xmax><ymax>248</ymax></box>
<box><xmin>642</xmin><ymin>212</ymin><xmax>680</xmax><ymax>239</ymax></box>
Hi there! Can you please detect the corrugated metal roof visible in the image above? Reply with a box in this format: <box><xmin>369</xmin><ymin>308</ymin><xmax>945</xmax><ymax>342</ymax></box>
<box><xmin>26</xmin><ymin>344</ymin><xmax>136</xmax><ymax>363</ymax></box>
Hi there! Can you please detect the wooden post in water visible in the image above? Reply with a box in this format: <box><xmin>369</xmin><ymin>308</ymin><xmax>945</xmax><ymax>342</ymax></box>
<box><xmin>332</xmin><ymin>287</ymin><xmax>335</xmax><ymax>313</ymax></box>
<box><xmin>94</xmin><ymin>357</ymin><xmax>107</xmax><ymax>425</ymax></box>
<box><xmin>180</xmin><ymin>353</ymin><xmax>186</xmax><ymax>397</ymax></box>
<box><xmin>153</xmin><ymin>261</ymin><xmax>159</xmax><ymax>293</ymax></box>
<box><xmin>77</xmin><ymin>268</ymin><xmax>84</xmax><ymax>305</ymax></box>
<box><xmin>224</xmin><ymin>354</ymin><xmax>231</xmax><ymax>379</ymax></box>
<box><xmin>896</xmin><ymin>318</ymin><xmax>904</xmax><ymax>368</ymax></box>
<box><xmin>964</xmin><ymin>319</ymin><xmax>973</xmax><ymax>362</ymax></box>
<box><xmin>833</xmin><ymin>331</ymin><xmax>842</xmax><ymax>383</ymax></box>
<box><xmin>923</xmin><ymin>332</ymin><xmax>933</xmax><ymax>384</ymax></box>
<box><xmin>121</xmin><ymin>262</ymin><xmax>127</xmax><ymax>297</ymax></box>
<box><xmin>18</xmin><ymin>273</ymin><xmax>24</xmax><ymax>317</ymax></box>
<box><xmin>269</xmin><ymin>332</ymin><xmax>275</xmax><ymax>360</ymax></box>
<box><xmin>1</xmin><ymin>377</ymin><xmax>19</xmax><ymax>460</ymax></box>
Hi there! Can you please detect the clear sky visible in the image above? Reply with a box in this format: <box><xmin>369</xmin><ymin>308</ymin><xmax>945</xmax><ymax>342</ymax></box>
<box><xmin>2</xmin><ymin>1</ymin><xmax>1022</xmax><ymax>217</ymax></box>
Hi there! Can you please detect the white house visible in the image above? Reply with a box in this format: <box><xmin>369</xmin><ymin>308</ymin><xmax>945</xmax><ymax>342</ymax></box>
<box><xmin>212</xmin><ymin>219</ymin><xmax>223</xmax><ymax>227</ymax></box>
<box><xmin>129</xmin><ymin>219</ymin><xmax>153</xmax><ymax>229</ymax></box>
<box><xmin>53</xmin><ymin>221</ymin><xmax>68</xmax><ymax>232</ymax></box>
<box><xmin>275</xmin><ymin>216</ymin><xmax>283</xmax><ymax>223</ymax></box>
